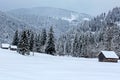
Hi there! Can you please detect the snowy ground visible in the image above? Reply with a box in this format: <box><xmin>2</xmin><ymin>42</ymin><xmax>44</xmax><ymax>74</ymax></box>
<box><xmin>0</xmin><ymin>48</ymin><xmax>120</xmax><ymax>80</ymax></box>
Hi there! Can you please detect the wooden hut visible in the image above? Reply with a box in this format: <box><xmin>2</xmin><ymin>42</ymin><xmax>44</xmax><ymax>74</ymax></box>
<box><xmin>98</xmin><ymin>51</ymin><xmax>119</xmax><ymax>63</ymax></box>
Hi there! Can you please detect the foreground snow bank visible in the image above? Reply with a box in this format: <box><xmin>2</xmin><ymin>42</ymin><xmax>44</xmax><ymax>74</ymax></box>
<box><xmin>0</xmin><ymin>49</ymin><xmax>119</xmax><ymax>80</ymax></box>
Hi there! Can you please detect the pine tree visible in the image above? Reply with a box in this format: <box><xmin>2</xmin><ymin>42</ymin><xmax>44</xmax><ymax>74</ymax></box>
<box><xmin>38</xmin><ymin>29</ymin><xmax>47</xmax><ymax>53</ymax></box>
<box><xmin>72</xmin><ymin>34</ymin><xmax>79</xmax><ymax>57</ymax></box>
<box><xmin>29</xmin><ymin>33</ymin><xmax>34</xmax><ymax>51</ymax></box>
<box><xmin>33</xmin><ymin>34</ymin><xmax>38</xmax><ymax>52</ymax></box>
<box><xmin>41</xmin><ymin>28</ymin><xmax>47</xmax><ymax>46</ymax></box>
<box><xmin>37</xmin><ymin>34</ymin><xmax>42</xmax><ymax>52</ymax></box>
<box><xmin>45</xmin><ymin>26</ymin><xmax>56</xmax><ymax>55</ymax></box>
<box><xmin>80</xmin><ymin>33</ymin><xmax>88</xmax><ymax>57</ymax></box>
<box><xmin>12</xmin><ymin>30</ymin><xmax>19</xmax><ymax>46</ymax></box>
<box><xmin>78</xmin><ymin>34</ymin><xmax>83</xmax><ymax>57</ymax></box>
<box><xmin>26</xmin><ymin>30</ymin><xmax>32</xmax><ymax>51</ymax></box>
<box><xmin>65</xmin><ymin>39</ymin><xmax>72</xmax><ymax>56</ymax></box>
<box><xmin>18</xmin><ymin>30</ymin><xmax>29</xmax><ymax>55</ymax></box>
<box><xmin>33</xmin><ymin>34</ymin><xmax>40</xmax><ymax>52</ymax></box>
<box><xmin>104</xmin><ymin>22</ymin><xmax>114</xmax><ymax>51</ymax></box>
<box><xmin>56</xmin><ymin>36</ymin><xmax>65</xmax><ymax>56</ymax></box>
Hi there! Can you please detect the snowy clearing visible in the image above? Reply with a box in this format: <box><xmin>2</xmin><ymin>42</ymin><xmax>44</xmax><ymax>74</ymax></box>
<box><xmin>0</xmin><ymin>48</ymin><xmax>120</xmax><ymax>80</ymax></box>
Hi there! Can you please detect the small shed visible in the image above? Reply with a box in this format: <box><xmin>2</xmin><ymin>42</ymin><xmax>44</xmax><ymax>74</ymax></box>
<box><xmin>10</xmin><ymin>45</ymin><xmax>17</xmax><ymax>51</ymax></box>
<box><xmin>1</xmin><ymin>43</ymin><xmax>10</xmax><ymax>49</ymax></box>
<box><xmin>98</xmin><ymin>51</ymin><xmax>119</xmax><ymax>63</ymax></box>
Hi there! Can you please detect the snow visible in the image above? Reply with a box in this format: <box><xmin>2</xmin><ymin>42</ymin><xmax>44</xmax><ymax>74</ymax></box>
<box><xmin>115</xmin><ymin>22</ymin><xmax>120</xmax><ymax>26</ymax></box>
<box><xmin>62</xmin><ymin>14</ymin><xmax>78</xmax><ymax>22</ymax></box>
<box><xmin>1</xmin><ymin>43</ymin><xmax>10</xmax><ymax>48</ymax></box>
<box><xmin>83</xmin><ymin>18</ymin><xmax>90</xmax><ymax>21</ymax></box>
<box><xmin>101</xmin><ymin>51</ymin><xmax>119</xmax><ymax>58</ymax></box>
<box><xmin>10</xmin><ymin>45</ymin><xmax>17</xmax><ymax>49</ymax></box>
<box><xmin>0</xmin><ymin>48</ymin><xmax>120</xmax><ymax>80</ymax></box>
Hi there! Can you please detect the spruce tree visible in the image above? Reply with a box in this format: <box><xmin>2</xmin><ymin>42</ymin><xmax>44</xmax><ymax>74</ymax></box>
<box><xmin>78</xmin><ymin>34</ymin><xmax>83</xmax><ymax>57</ymax></box>
<box><xmin>33</xmin><ymin>34</ymin><xmax>38</xmax><ymax>52</ymax></box>
<box><xmin>45</xmin><ymin>26</ymin><xmax>56</xmax><ymax>55</ymax></box>
<box><xmin>65</xmin><ymin>40</ymin><xmax>72</xmax><ymax>56</ymax></box>
<box><xmin>37</xmin><ymin>34</ymin><xmax>42</xmax><ymax>52</ymax></box>
<box><xmin>29</xmin><ymin>33</ymin><xmax>34</xmax><ymax>51</ymax></box>
<box><xmin>12</xmin><ymin>30</ymin><xmax>19</xmax><ymax>46</ymax></box>
<box><xmin>18</xmin><ymin>30</ymin><xmax>29</xmax><ymax>55</ymax></box>
<box><xmin>41</xmin><ymin>28</ymin><xmax>47</xmax><ymax>46</ymax></box>
<box><xmin>104</xmin><ymin>22</ymin><xmax>114</xmax><ymax>51</ymax></box>
<box><xmin>72</xmin><ymin>34</ymin><xmax>79</xmax><ymax>57</ymax></box>
<box><xmin>26</xmin><ymin>30</ymin><xmax>32</xmax><ymax>51</ymax></box>
<box><xmin>33</xmin><ymin>34</ymin><xmax>41</xmax><ymax>52</ymax></box>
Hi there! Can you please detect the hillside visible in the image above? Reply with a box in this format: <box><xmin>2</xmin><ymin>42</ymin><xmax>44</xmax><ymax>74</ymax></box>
<box><xmin>7</xmin><ymin>7</ymin><xmax>92</xmax><ymax>36</ymax></box>
<box><xmin>0</xmin><ymin>11</ymin><xmax>32</xmax><ymax>43</ymax></box>
<box><xmin>0</xmin><ymin>48</ymin><xmax>120</xmax><ymax>80</ymax></box>
<box><xmin>56</xmin><ymin>7</ymin><xmax>120</xmax><ymax>57</ymax></box>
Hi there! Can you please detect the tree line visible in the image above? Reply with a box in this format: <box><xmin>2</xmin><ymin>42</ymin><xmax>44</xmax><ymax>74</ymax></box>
<box><xmin>12</xmin><ymin>7</ymin><xmax>120</xmax><ymax>58</ymax></box>
<box><xmin>12</xmin><ymin>27</ymin><xmax>56</xmax><ymax>55</ymax></box>
<box><xmin>56</xmin><ymin>7</ymin><xmax>120</xmax><ymax>58</ymax></box>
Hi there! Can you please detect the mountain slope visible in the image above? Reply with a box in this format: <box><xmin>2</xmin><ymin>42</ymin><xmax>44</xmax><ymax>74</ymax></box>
<box><xmin>56</xmin><ymin>7</ymin><xmax>120</xmax><ymax>57</ymax></box>
<box><xmin>8</xmin><ymin>7</ymin><xmax>91</xmax><ymax>20</ymax></box>
<box><xmin>7</xmin><ymin>7</ymin><xmax>92</xmax><ymax>36</ymax></box>
<box><xmin>0</xmin><ymin>11</ymin><xmax>32</xmax><ymax>43</ymax></box>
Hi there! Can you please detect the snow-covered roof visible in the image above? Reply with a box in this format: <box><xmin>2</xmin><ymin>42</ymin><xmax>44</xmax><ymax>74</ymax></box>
<box><xmin>1</xmin><ymin>43</ymin><xmax>10</xmax><ymax>48</ymax></box>
<box><xmin>10</xmin><ymin>45</ymin><xmax>17</xmax><ymax>49</ymax></box>
<box><xmin>101</xmin><ymin>51</ymin><xmax>119</xmax><ymax>58</ymax></box>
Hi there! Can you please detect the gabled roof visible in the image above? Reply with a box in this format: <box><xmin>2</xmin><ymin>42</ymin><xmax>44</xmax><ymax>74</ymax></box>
<box><xmin>101</xmin><ymin>51</ymin><xmax>119</xmax><ymax>58</ymax></box>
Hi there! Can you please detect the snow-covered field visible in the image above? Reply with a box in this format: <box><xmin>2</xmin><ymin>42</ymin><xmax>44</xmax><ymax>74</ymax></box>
<box><xmin>0</xmin><ymin>48</ymin><xmax>120</xmax><ymax>80</ymax></box>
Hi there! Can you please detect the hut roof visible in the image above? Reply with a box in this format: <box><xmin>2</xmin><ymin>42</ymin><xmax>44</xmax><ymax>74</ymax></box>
<box><xmin>10</xmin><ymin>45</ymin><xmax>17</xmax><ymax>49</ymax></box>
<box><xmin>101</xmin><ymin>51</ymin><xmax>119</xmax><ymax>58</ymax></box>
<box><xmin>1</xmin><ymin>43</ymin><xmax>10</xmax><ymax>48</ymax></box>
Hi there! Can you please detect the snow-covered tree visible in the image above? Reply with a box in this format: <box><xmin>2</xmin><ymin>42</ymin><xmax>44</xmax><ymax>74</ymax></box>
<box><xmin>56</xmin><ymin>35</ymin><xmax>66</xmax><ymax>56</ymax></box>
<box><xmin>65</xmin><ymin>39</ymin><xmax>72</xmax><ymax>56</ymax></box>
<box><xmin>12</xmin><ymin>30</ymin><xmax>19</xmax><ymax>46</ymax></box>
<box><xmin>37</xmin><ymin>34</ymin><xmax>42</xmax><ymax>52</ymax></box>
<box><xmin>104</xmin><ymin>22</ymin><xmax>114</xmax><ymax>51</ymax></box>
<box><xmin>33</xmin><ymin>34</ymin><xmax>41</xmax><ymax>52</ymax></box>
<box><xmin>72</xmin><ymin>34</ymin><xmax>79</xmax><ymax>57</ymax></box>
<box><xmin>45</xmin><ymin>26</ymin><xmax>56</xmax><ymax>55</ymax></box>
<box><xmin>18</xmin><ymin>30</ymin><xmax>29</xmax><ymax>55</ymax></box>
<box><xmin>41</xmin><ymin>28</ymin><xmax>47</xmax><ymax>46</ymax></box>
<box><xmin>29</xmin><ymin>32</ymin><xmax>34</xmax><ymax>51</ymax></box>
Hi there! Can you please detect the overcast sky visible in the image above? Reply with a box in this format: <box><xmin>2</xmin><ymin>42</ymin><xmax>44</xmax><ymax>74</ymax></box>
<box><xmin>0</xmin><ymin>0</ymin><xmax>120</xmax><ymax>16</ymax></box>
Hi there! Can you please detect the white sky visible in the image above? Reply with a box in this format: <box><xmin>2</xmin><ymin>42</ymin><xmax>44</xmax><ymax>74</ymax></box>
<box><xmin>0</xmin><ymin>0</ymin><xmax>120</xmax><ymax>16</ymax></box>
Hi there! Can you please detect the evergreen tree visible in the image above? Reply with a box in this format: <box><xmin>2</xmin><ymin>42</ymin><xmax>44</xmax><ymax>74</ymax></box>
<box><xmin>65</xmin><ymin>39</ymin><xmax>72</xmax><ymax>56</ymax></box>
<box><xmin>37</xmin><ymin>34</ymin><xmax>42</xmax><ymax>52</ymax></box>
<box><xmin>12</xmin><ymin>30</ymin><xmax>19</xmax><ymax>46</ymax></box>
<box><xmin>56</xmin><ymin>36</ymin><xmax>65</xmax><ymax>56</ymax></box>
<box><xmin>45</xmin><ymin>26</ymin><xmax>56</xmax><ymax>55</ymax></box>
<box><xmin>33</xmin><ymin>34</ymin><xmax>41</xmax><ymax>52</ymax></box>
<box><xmin>29</xmin><ymin>33</ymin><xmax>34</xmax><ymax>51</ymax></box>
<box><xmin>104</xmin><ymin>22</ymin><xmax>114</xmax><ymax>51</ymax></box>
<box><xmin>26</xmin><ymin>30</ymin><xmax>32</xmax><ymax>51</ymax></box>
<box><xmin>41</xmin><ymin>28</ymin><xmax>47</xmax><ymax>46</ymax></box>
<box><xmin>78</xmin><ymin>34</ymin><xmax>83</xmax><ymax>57</ymax></box>
<box><xmin>81</xmin><ymin>33</ymin><xmax>88</xmax><ymax>57</ymax></box>
<box><xmin>72</xmin><ymin>34</ymin><xmax>79</xmax><ymax>57</ymax></box>
<box><xmin>33</xmin><ymin>34</ymin><xmax>38</xmax><ymax>52</ymax></box>
<box><xmin>18</xmin><ymin>30</ymin><xmax>29</xmax><ymax>55</ymax></box>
